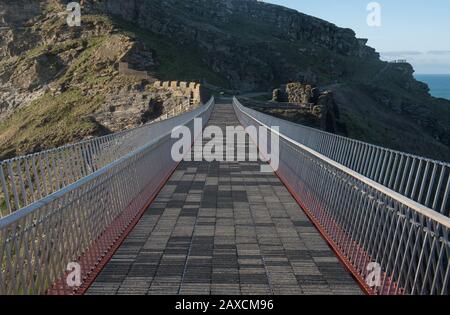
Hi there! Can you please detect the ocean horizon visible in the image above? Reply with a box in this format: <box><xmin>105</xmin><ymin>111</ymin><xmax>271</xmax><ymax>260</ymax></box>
<box><xmin>414</xmin><ymin>74</ymin><xmax>450</xmax><ymax>100</ymax></box>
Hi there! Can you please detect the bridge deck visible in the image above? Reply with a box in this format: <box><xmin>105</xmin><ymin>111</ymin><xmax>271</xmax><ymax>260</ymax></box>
<box><xmin>87</xmin><ymin>101</ymin><xmax>362</xmax><ymax>295</ymax></box>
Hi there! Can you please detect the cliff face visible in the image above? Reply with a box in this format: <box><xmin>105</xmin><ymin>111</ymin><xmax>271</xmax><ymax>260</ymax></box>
<box><xmin>0</xmin><ymin>0</ymin><xmax>200</xmax><ymax>159</ymax></box>
<box><xmin>0</xmin><ymin>0</ymin><xmax>449</xmax><ymax>161</ymax></box>
<box><xmin>92</xmin><ymin>0</ymin><xmax>378</xmax><ymax>56</ymax></box>
<box><xmin>91</xmin><ymin>0</ymin><xmax>450</xmax><ymax>160</ymax></box>
<box><xmin>89</xmin><ymin>0</ymin><xmax>379</xmax><ymax>90</ymax></box>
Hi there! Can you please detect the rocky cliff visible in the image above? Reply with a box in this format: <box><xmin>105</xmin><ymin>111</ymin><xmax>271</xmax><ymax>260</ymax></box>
<box><xmin>1</xmin><ymin>0</ymin><xmax>449</xmax><ymax>161</ymax></box>
<box><xmin>0</xmin><ymin>0</ymin><xmax>202</xmax><ymax>159</ymax></box>
<box><xmin>88</xmin><ymin>0</ymin><xmax>379</xmax><ymax>90</ymax></box>
<box><xmin>87</xmin><ymin>0</ymin><xmax>450</xmax><ymax>160</ymax></box>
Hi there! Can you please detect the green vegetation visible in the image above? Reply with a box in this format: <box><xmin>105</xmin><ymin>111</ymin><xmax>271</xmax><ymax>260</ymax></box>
<box><xmin>1</xmin><ymin>0</ymin><xmax>449</xmax><ymax>162</ymax></box>
<box><xmin>0</xmin><ymin>88</ymin><xmax>106</xmax><ymax>159</ymax></box>
<box><xmin>0</xmin><ymin>199</ymin><xmax>7</xmax><ymax>218</ymax></box>
<box><xmin>0</xmin><ymin>31</ymin><xmax>113</xmax><ymax>159</ymax></box>
<box><xmin>247</xmin><ymin>93</ymin><xmax>273</xmax><ymax>102</ymax></box>
<box><xmin>328</xmin><ymin>83</ymin><xmax>450</xmax><ymax>161</ymax></box>
<box><xmin>257</xmin><ymin>108</ymin><xmax>320</xmax><ymax>128</ymax></box>
<box><xmin>114</xmin><ymin>18</ymin><xmax>230</xmax><ymax>88</ymax></box>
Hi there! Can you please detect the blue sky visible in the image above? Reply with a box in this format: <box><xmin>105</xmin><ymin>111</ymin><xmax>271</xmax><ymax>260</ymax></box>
<box><xmin>265</xmin><ymin>0</ymin><xmax>450</xmax><ymax>74</ymax></box>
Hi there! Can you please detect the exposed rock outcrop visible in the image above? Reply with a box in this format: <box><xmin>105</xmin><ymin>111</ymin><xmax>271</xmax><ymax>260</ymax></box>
<box><xmin>0</xmin><ymin>0</ymin><xmax>449</xmax><ymax>161</ymax></box>
<box><xmin>86</xmin><ymin>0</ymin><xmax>380</xmax><ymax>90</ymax></box>
<box><xmin>270</xmin><ymin>82</ymin><xmax>339</xmax><ymax>133</ymax></box>
<box><xmin>0</xmin><ymin>1</ymin><xmax>203</xmax><ymax>159</ymax></box>
<box><xmin>316</xmin><ymin>91</ymin><xmax>338</xmax><ymax>132</ymax></box>
<box><xmin>272</xmin><ymin>83</ymin><xmax>319</xmax><ymax>105</ymax></box>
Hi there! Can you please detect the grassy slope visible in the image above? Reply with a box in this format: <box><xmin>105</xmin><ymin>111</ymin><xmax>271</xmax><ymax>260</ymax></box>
<box><xmin>1</xmin><ymin>1</ymin><xmax>449</xmax><ymax>163</ymax></box>
<box><xmin>113</xmin><ymin>17</ymin><xmax>230</xmax><ymax>88</ymax></box>
<box><xmin>222</xmin><ymin>12</ymin><xmax>450</xmax><ymax>161</ymax></box>
<box><xmin>0</xmin><ymin>12</ymin><xmax>121</xmax><ymax>159</ymax></box>
<box><xmin>0</xmin><ymin>13</ymin><xmax>233</xmax><ymax>159</ymax></box>
<box><xmin>0</xmin><ymin>89</ymin><xmax>106</xmax><ymax>158</ymax></box>
<box><xmin>331</xmin><ymin>84</ymin><xmax>450</xmax><ymax>161</ymax></box>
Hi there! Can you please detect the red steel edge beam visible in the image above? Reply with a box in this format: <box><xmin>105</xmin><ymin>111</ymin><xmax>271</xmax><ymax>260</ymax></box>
<box><xmin>236</xmin><ymin>104</ymin><xmax>407</xmax><ymax>295</ymax></box>
<box><xmin>241</xmin><ymin>120</ymin><xmax>377</xmax><ymax>296</ymax></box>
<box><xmin>278</xmin><ymin>177</ymin><xmax>375</xmax><ymax>295</ymax></box>
<box><xmin>47</xmin><ymin>155</ymin><xmax>181</xmax><ymax>295</ymax></box>
<box><xmin>47</xmin><ymin>111</ymin><xmax>212</xmax><ymax>295</ymax></box>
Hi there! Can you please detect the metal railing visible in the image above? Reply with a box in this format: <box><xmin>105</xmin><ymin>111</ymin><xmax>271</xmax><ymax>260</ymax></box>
<box><xmin>0</xmin><ymin>100</ymin><xmax>200</xmax><ymax>218</ymax></box>
<box><xmin>156</xmin><ymin>99</ymin><xmax>199</xmax><ymax>121</ymax></box>
<box><xmin>233</xmin><ymin>97</ymin><xmax>449</xmax><ymax>295</ymax></box>
<box><xmin>0</xmin><ymin>98</ymin><xmax>215</xmax><ymax>294</ymax></box>
<box><xmin>235</xmin><ymin>98</ymin><xmax>450</xmax><ymax>216</ymax></box>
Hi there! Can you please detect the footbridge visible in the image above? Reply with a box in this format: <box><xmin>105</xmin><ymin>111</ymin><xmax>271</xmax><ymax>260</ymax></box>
<box><xmin>0</xmin><ymin>97</ymin><xmax>448</xmax><ymax>295</ymax></box>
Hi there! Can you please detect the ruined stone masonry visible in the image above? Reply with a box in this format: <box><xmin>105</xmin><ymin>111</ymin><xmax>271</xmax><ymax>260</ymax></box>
<box><xmin>117</xmin><ymin>61</ymin><xmax>203</xmax><ymax>105</ymax></box>
<box><xmin>153</xmin><ymin>80</ymin><xmax>202</xmax><ymax>105</ymax></box>
<box><xmin>118</xmin><ymin>62</ymin><xmax>151</xmax><ymax>81</ymax></box>
<box><xmin>273</xmin><ymin>82</ymin><xmax>319</xmax><ymax>107</ymax></box>
<box><xmin>271</xmin><ymin>82</ymin><xmax>339</xmax><ymax>133</ymax></box>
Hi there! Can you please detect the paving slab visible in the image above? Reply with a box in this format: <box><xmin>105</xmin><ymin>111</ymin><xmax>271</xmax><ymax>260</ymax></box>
<box><xmin>86</xmin><ymin>101</ymin><xmax>362</xmax><ymax>295</ymax></box>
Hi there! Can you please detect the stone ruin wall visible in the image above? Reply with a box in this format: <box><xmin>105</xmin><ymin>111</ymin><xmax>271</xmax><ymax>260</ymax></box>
<box><xmin>152</xmin><ymin>80</ymin><xmax>203</xmax><ymax>105</ymax></box>
<box><xmin>116</xmin><ymin>61</ymin><xmax>207</xmax><ymax>124</ymax></box>
<box><xmin>272</xmin><ymin>82</ymin><xmax>339</xmax><ymax>132</ymax></box>
<box><xmin>118</xmin><ymin>62</ymin><xmax>205</xmax><ymax>105</ymax></box>
<box><xmin>118</xmin><ymin>62</ymin><xmax>151</xmax><ymax>81</ymax></box>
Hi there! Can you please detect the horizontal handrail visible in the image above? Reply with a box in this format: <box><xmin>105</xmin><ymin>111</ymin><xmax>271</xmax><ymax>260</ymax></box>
<box><xmin>235</xmin><ymin>97</ymin><xmax>450</xmax><ymax>216</ymax></box>
<box><xmin>233</xmin><ymin>96</ymin><xmax>449</xmax><ymax>295</ymax></box>
<box><xmin>235</xmin><ymin>99</ymin><xmax>450</xmax><ymax>227</ymax></box>
<box><xmin>0</xmin><ymin>101</ymin><xmax>201</xmax><ymax>217</ymax></box>
<box><xmin>0</xmin><ymin>97</ymin><xmax>215</xmax><ymax>295</ymax></box>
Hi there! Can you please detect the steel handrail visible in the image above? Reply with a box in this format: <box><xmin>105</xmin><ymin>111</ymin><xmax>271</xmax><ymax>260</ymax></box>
<box><xmin>234</xmin><ymin>99</ymin><xmax>450</xmax><ymax>227</ymax></box>
<box><xmin>0</xmin><ymin>97</ymin><xmax>215</xmax><ymax>294</ymax></box>
<box><xmin>234</xmin><ymin>97</ymin><xmax>450</xmax><ymax>216</ymax></box>
<box><xmin>0</xmin><ymin>101</ymin><xmax>202</xmax><ymax>217</ymax></box>
<box><xmin>233</xmin><ymin>97</ymin><xmax>449</xmax><ymax>295</ymax></box>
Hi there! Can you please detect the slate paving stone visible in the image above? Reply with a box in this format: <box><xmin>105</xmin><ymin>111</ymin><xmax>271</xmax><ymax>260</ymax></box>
<box><xmin>87</xmin><ymin>101</ymin><xmax>362</xmax><ymax>296</ymax></box>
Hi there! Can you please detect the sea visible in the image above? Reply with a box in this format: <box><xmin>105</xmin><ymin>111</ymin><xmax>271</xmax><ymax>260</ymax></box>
<box><xmin>414</xmin><ymin>74</ymin><xmax>450</xmax><ymax>100</ymax></box>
